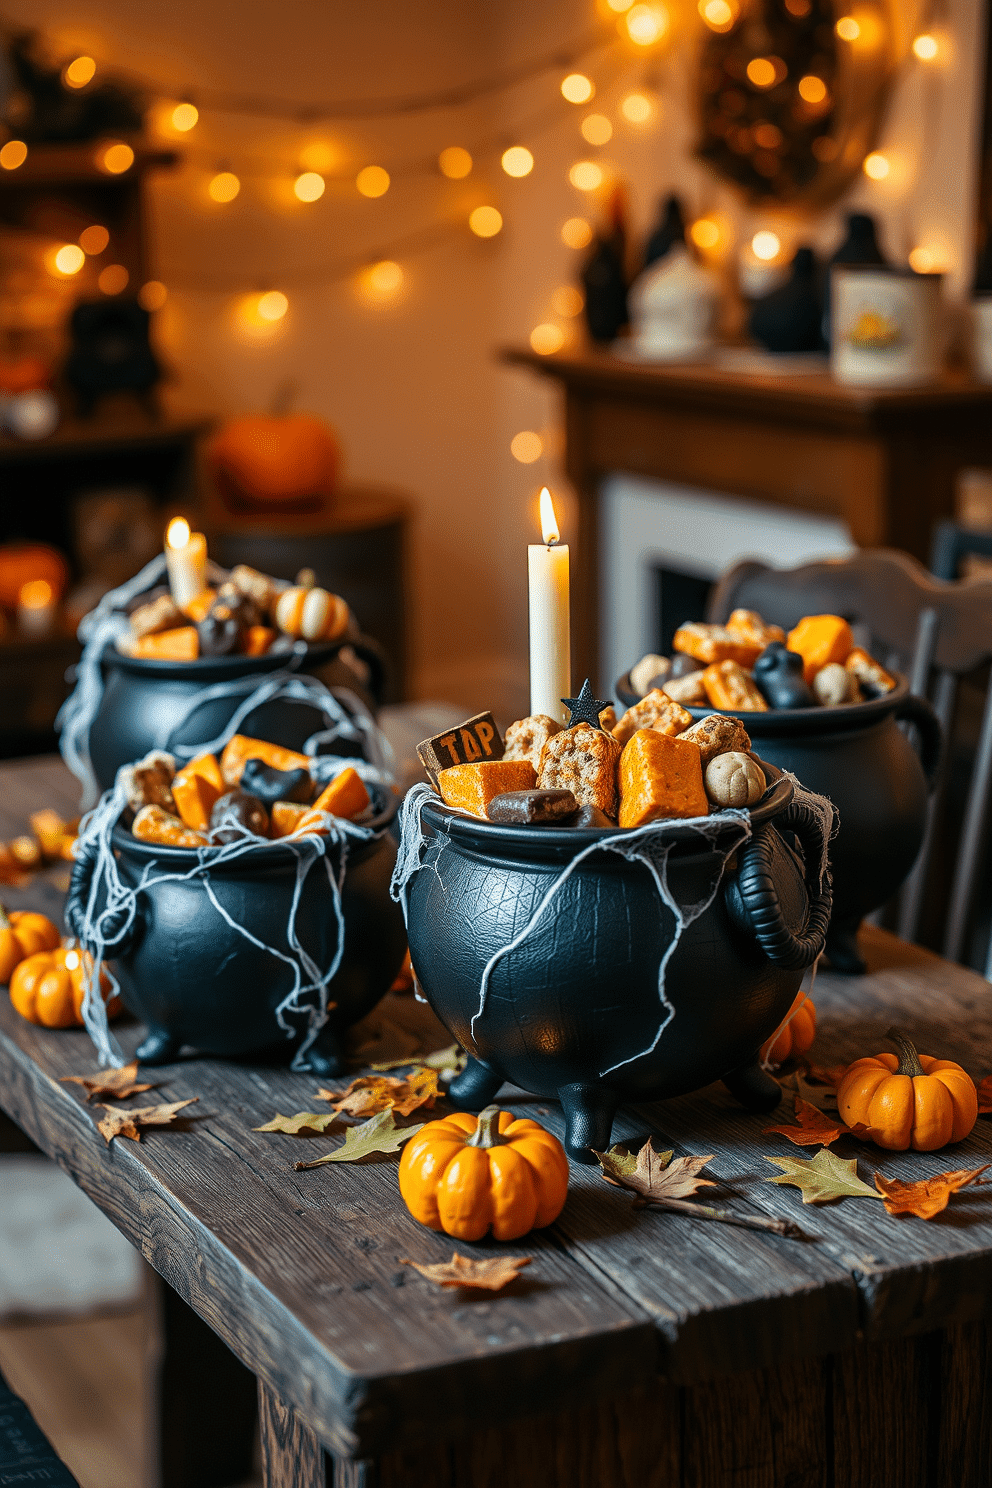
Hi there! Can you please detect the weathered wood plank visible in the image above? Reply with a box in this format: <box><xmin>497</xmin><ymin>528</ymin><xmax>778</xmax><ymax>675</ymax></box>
<box><xmin>258</xmin><ymin>1380</ymin><xmax>325</xmax><ymax>1488</ymax></box>
<box><xmin>832</xmin><ymin>1335</ymin><xmax>931</xmax><ymax>1488</ymax></box>
<box><xmin>681</xmin><ymin>1355</ymin><xmax>828</xmax><ymax>1488</ymax></box>
<box><xmin>933</xmin><ymin>1321</ymin><xmax>992</xmax><ymax>1488</ymax></box>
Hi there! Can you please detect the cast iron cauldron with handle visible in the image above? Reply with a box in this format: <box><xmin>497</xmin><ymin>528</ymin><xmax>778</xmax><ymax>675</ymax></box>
<box><xmin>404</xmin><ymin>765</ymin><xmax>830</xmax><ymax>1161</ymax></box>
<box><xmin>64</xmin><ymin>788</ymin><xmax>406</xmax><ymax>1073</ymax></box>
<box><xmin>616</xmin><ymin>671</ymin><xmax>940</xmax><ymax>974</ymax></box>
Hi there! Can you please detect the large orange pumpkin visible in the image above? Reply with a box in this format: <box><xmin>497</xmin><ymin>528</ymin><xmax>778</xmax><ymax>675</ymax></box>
<box><xmin>207</xmin><ymin>415</ymin><xmax>340</xmax><ymax>513</ymax></box>
<box><xmin>837</xmin><ymin>1032</ymin><xmax>978</xmax><ymax>1151</ymax></box>
<box><xmin>0</xmin><ymin>544</ymin><xmax>68</xmax><ymax>610</ymax></box>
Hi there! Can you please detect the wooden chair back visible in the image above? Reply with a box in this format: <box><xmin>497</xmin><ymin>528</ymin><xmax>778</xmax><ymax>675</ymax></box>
<box><xmin>706</xmin><ymin>549</ymin><xmax>992</xmax><ymax>971</ymax></box>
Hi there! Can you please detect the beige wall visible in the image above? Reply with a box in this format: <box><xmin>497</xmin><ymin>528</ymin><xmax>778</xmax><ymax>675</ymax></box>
<box><xmin>11</xmin><ymin>0</ymin><xmax>988</xmax><ymax>721</ymax></box>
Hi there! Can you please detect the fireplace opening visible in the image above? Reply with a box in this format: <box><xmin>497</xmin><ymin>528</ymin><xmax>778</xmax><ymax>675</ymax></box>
<box><xmin>654</xmin><ymin>564</ymin><xmax>714</xmax><ymax>656</ymax></box>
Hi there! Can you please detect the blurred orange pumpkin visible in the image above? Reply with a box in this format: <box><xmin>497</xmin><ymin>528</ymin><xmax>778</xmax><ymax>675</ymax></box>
<box><xmin>0</xmin><ymin>356</ymin><xmax>50</xmax><ymax>394</ymax></box>
<box><xmin>207</xmin><ymin>414</ymin><xmax>340</xmax><ymax>514</ymax></box>
<box><xmin>0</xmin><ymin>543</ymin><xmax>68</xmax><ymax>610</ymax></box>
<box><xmin>760</xmin><ymin>991</ymin><xmax>816</xmax><ymax>1065</ymax></box>
<box><xmin>9</xmin><ymin>946</ymin><xmax>120</xmax><ymax>1028</ymax></box>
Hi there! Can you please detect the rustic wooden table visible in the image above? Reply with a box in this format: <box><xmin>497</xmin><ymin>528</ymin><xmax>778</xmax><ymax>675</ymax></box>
<box><xmin>1</xmin><ymin>757</ymin><xmax>991</xmax><ymax>1488</ymax></box>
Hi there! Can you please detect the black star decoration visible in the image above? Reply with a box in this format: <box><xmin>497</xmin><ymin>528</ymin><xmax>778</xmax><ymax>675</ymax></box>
<box><xmin>562</xmin><ymin>678</ymin><xmax>612</xmax><ymax>730</ymax></box>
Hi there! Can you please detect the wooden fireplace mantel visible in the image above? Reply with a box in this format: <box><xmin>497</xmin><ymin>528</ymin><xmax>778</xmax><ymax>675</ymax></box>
<box><xmin>504</xmin><ymin>346</ymin><xmax>992</xmax><ymax>687</ymax></box>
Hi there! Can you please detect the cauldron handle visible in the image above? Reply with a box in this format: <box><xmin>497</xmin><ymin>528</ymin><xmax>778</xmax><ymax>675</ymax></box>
<box><xmin>895</xmin><ymin>693</ymin><xmax>942</xmax><ymax>789</ymax></box>
<box><xmin>725</xmin><ymin>798</ymin><xmax>832</xmax><ymax>971</ymax></box>
<box><xmin>64</xmin><ymin>837</ymin><xmax>139</xmax><ymax>956</ymax></box>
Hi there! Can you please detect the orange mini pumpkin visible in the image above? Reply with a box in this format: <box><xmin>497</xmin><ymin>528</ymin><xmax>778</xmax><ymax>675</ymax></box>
<box><xmin>399</xmin><ymin>1105</ymin><xmax>569</xmax><ymax>1241</ymax></box>
<box><xmin>837</xmin><ymin>1031</ymin><xmax>978</xmax><ymax>1151</ymax></box>
<box><xmin>9</xmin><ymin>947</ymin><xmax>120</xmax><ymax>1029</ymax></box>
<box><xmin>0</xmin><ymin>905</ymin><xmax>61</xmax><ymax>984</ymax></box>
<box><xmin>0</xmin><ymin>543</ymin><xmax>68</xmax><ymax>611</ymax></box>
<box><xmin>760</xmin><ymin>991</ymin><xmax>816</xmax><ymax>1065</ymax></box>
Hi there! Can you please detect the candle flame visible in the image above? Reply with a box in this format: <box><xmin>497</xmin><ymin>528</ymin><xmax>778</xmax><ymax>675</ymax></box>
<box><xmin>167</xmin><ymin>516</ymin><xmax>190</xmax><ymax>549</ymax></box>
<box><xmin>539</xmin><ymin>487</ymin><xmax>560</xmax><ymax>546</ymax></box>
<box><xmin>19</xmin><ymin>580</ymin><xmax>53</xmax><ymax>608</ymax></box>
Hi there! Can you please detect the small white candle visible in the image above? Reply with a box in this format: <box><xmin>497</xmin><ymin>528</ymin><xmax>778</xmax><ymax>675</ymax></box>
<box><xmin>165</xmin><ymin>517</ymin><xmax>207</xmax><ymax>610</ymax></box>
<box><xmin>17</xmin><ymin>579</ymin><xmax>56</xmax><ymax>638</ymax></box>
<box><xmin>528</xmin><ymin>487</ymin><xmax>571</xmax><ymax>722</ymax></box>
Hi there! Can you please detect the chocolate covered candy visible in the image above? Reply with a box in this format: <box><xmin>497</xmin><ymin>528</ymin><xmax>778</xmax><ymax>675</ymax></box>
<box><xmin>215</xmin><ymin>582</ymin><xmax>263</xmax><ymax>629</ymax></box>
<box><xmin>846</xmin><ymin>646</ymin><xmax>895</xmax><ymax>697</ymax></box>
<box><xmin>571</xmin><ymin>804</ymin><xmax>617</xmax><ymax>829</ymax></box>
<box><xmin>198</xmin><ymin>602</ymin><xmax>244</xmax><ymax>657</ymax></box>
<box><xmin>752</xmin><ymin>643</ymin><xmax>817</xmax><ymax>709</ymax></box>
<box><xmin>486</xmin><ymin>789</ymin><xmax>578</xmax><ymax>825</ymax></box>
<box><xmin>210</xmin><ymin>790</ymin><xmax>270</xmax><ymax>842</ymax></box>
<box><xmin>240</xmin><ymin>758</ymin><xmax>313</xmax><ymax>808</ymax></box>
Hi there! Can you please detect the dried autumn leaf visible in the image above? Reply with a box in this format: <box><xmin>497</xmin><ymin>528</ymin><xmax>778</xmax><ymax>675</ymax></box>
<box><xmin>976</xmin><ymin>1076</ymin><xmax>992</xmax><ymax>1116</ymax></box>
<box><xmin>874</xmin><ymin>1164</ymin><xmax>991</xmax><ymax>1220</ymax></box>
<box><xmin>764</xmin><ymin>1148</ymin><xmax>882</xmax><ymax>1205</ymax></box>
<box><xmin>61</xmin><ymin>1060</ymin><xmax>157</xmax><ymax>1103</ymax></box>
<box><xmin>96</xmin><ymin>1098</ymin><xmax>198</xmax><ymax>1144</ymax></box>
<box><xmin>400</xmin><ymin>1252</ymin><xmax>532</xmax><ymax>1292</ymax></box>
<box><xmin>777</xmin><ymin>1068</ymin><xmax>838</xmax><ymax>1112</ymax></box>
<box><xmin>370</xmin><ymin>1044</ymin><xmax>467</xmax><ymax>1076</ymax></box>
<box><xmin>596</xmin><ymin>1140</ymin><xmax>716</xmax><ymax>1206</ymax></box>
<box><xmin>807</xmin><ymin>1063</ymin><xmax>848</xmax><ymax>1091</ymax></box>
<box><xmin>293</xmin><ymin>1108</ymin><xmax>424</xmax><ymax>1169</ymax></box>
<box><xmin>763</xmin><ymin>1097</ymin><xmax>851</xmax><ymax>1148</ymax></box>
<box><xmin>253</xmin><ymin>1111</ymin><xmax>341</xmax><ymax>1135</ymax></box>
<box><xmin>317</xmin><ymin>1069</ymin><xmax>438</xmax><ymax>1119</ymax></box>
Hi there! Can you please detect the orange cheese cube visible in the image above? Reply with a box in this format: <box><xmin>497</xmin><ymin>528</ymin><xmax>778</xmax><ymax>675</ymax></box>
<box><xmin>220</xmin><ymin>735</ymin><xmax>312</xmax><ymax>787</ymax></box>
<box><xmin>786</xmin><ymin>614</ymin><xmax>855</xmax><ymax>684</ymax></box>
<box><xmin>437</xmin><ymin>760</ymin><xmax>537</xmax><ymax>819</ymax></box>
<box><xmin>171</xmin><ymin>753</ymin><xmax>224</xmax><ymax>831</ymax></box>
<box><xmin>293</xmin><ymin>769</ymin><xmax>371</xmax><ymax>834</ymax></box>
<box><xmin>618</xmin><ymin>729</ymin><xmax>708</xmax><ymax>829</ymax></box>
<box><xmin>244</xmin><ymin>626</ymin><xmax>276</xmax><ymax>656</ymax></box>
<box><xmin>183</xmin><ymin>589</ymin><xmax>217</xmax><ymax>623</ymax></box>
<box><xmin>132</xmin><ymin>626</ymin><xmax>199</xmax><ymax>662</ymax></box>
<box><xmin>270</xmin><ymin>801</ymin><xmax>310</xmax><ymax>837</ymax></box>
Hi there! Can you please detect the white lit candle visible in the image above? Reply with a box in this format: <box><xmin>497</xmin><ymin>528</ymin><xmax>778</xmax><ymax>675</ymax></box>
<box><xmin>165</xmin><ymin>517</ymin><xmax>207</xmax><ymax>610</ymax></box>
<box><xmin>528</xmin><ymin>487</ymin><xmax>571</xmax><ymax>721</ymax></box>
<box><xmin>17</xmin><ymin>579</ymin><xmax>56</xmax><ymax>638</ymax></box>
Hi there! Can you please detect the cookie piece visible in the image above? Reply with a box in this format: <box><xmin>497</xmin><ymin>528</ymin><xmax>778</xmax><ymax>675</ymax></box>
<box><xmin>725</xmin><ymin>609</ymin><xmax>786</xmax><ymax>651</ymax></box>
<box><xmin>437</xmin><ymin>760</ymin><xmax>537</xmax><ymax>818</ymax></box>
<box><xmin>630</xmin><ymin>653</ymin><xmax>670</xmax><ymax>697</ymax></box>
<box><xmin>673</xmin><ymin>621</ymin><xmax>764</xmax><ymax>669</ymax></box>
<box><xmin>845</xmin><ymin>646</ymin><xmax>895</xmax><ymax>697</ymax></box>
<box><xmin>121</xmin><ymin>751</ymin><xmax>177</xmax><ymax>814</ymax></box>
<box><xmin>786</xmin><ymin>614</ymin><xmax>855</xmax><ymax>684</ymax></box>
<box><xmin>503</xmin><ymin>714</ymin><xmax>560</xmax><ymax>772</ymax></box>
<box><xmin>132</xmin><ymin>803</ymin><xmax>208</xmax><ymax>848</ymax></box>
<box><xmin>701</xmin><ymin>661</ymin><xmax>768</xmax><ymax>712</ymax></box>
<box><xmin>704</xmin><ymin>751</ymin><xmax>766</xmax><ymax>808</ymax></box>
<box><xmin>612</xmin><ymin>689</ymin><xmax>693</xmax><ymax>747</ymax></box>
<box><xmin>129</xmin><ymin>592</ymin><xmax>185</xmax><ymax>639</ymax></box>
<box><xmin>486</xmin><ymin>789</ymin><xmax>578</xmax><ymax>825</ymax></box>
<box><xmin>679</xmin><ymin>714</ymin><xmax>752</xmax><ymax>765</ymax></box>
<box><xmin>599</xmin><ymin>705</ymin><xmax>617</xmax><ymax>733</ymax></box>
<box><xmin>662</xmin><ymin>672</ymin><xmax>707</xmax><ymax>706</ymax></box>
<box><xmin>537</xmin><ymin>724</ymin><xmax>621</xmax><ymax>817</ymax></box>
<box><xmin>618</xmin><ymin>730</ymin><xmax>708</xmax><ymax>828</ymax></box>
<box><xmin>228</xmin><ymin>564</ymin><xmax>285</xmax><ymax>619</ymax></box>
<box><xmin>812</xmin><ymin>662</ymin><xmax>860</xmax><ymax>707</ymax></box>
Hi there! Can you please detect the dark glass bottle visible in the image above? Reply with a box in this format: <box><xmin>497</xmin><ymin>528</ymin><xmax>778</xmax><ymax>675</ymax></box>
<box><xmin>749</xmin><ymin>247</ymin><xmax>824</xmax><ymax>353</ymax></box>
<box><xmin>582</xmin><ymin>189</ymin><xmax>629</xmax><ymax>344</ymax></box>
<box><xmin>643</xmin><ymin>194</ymin><xmax>686</xmax><ymax>269</ymax></box>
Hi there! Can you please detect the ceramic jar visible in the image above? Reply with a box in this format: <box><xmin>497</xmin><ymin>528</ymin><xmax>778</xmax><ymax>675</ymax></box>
<box><xmin>629</xmin><ymin>245</ymin><xmax>720</xmax><ymax>361</ymax></box>
<box><xmin>831</xmin><ymin>266</ymin><xmax>943</xmax><ymax>386</ymax></box>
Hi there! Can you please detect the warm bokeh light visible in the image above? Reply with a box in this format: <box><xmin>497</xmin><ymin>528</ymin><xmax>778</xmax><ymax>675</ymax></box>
<box><xmin>552</xmin><ymin>285</ymin><xmax>584</xmax><ymax>317</ymax></box>
<box><xmin>561</xmin><ymin>73</ymin><xmax>594</xmax><ymax>104</ymax></box>
<box><xmin>79</xmin><ymin>224</ymin><xmax>110</xmax><ymax>254</ymax></box>
<box><xmin>751</xmin><ymin>230</ymin><xmax>781</xmax><ymax>260</ymax></box>
<box><xmin>294</xmin><ymin>171</ymin><xmax>325</xmax><ymax>202</ymax></box>
<box><xmin>139</xmin><ymin>280</ymin><xmax>168</xmax><ymax>311</ymax></box>
<box><xmin>468</xmin><ymin>205</ymin><xmax>503</xmax><ymax>237</ymax></box>
<box><xmin>502</xmin><ymin>146</ymin><xmax>534</xmax><ymax>178</ymax></box>
<box><xmin>50</xmin><ymin>244</ymin><xmax>86</xmax><ymax>276</ymax></box>
<box><xmin>784</xmin><ymin>0</ymin><xmax>810</xmax><ymax>12</ymax></box>
<box><xmin>171</xmin><ymin>103</ymin><xmax>198</xmax><ymax>132</ymax></box>
<box><xmin>439</xmin><ymin>146</ymin><xmax>472</xmax><ymax>178</ymax></box>
<box><xmin>208</xmin><ymin>171</ymin><xmax>241</xmax><ymax>203</ymax></box>
<box><xmin>257</xmin><ymin>290</ymin><xmax>289</xmax><ymax>321</ymax></box>
<box><xmin>909</xmin><ymin>246</ymin><xmax>945</xmax><ymax>273</ymax></box>
<box><xmin>606</xmin><ymin>0</ymin><xmax>634</xmax><ymax>10</ymax></box>
<box><xmin>0</xmin><ymin>141</ymin><xmax>27</xmax><ymax>170</ymax></box>
<box><xmin>625</xmin><ymin>4</ymin><xmax>669</xmax><ymax>45</ymax></box>
<box><xmin>754</xmin><ymin>122</ymin><xmax>783</xmax><ymax>149</ymax></box>
<box><xmin>63</xmin><ymin>55</ymin><xmax>96</xmax><ymax>88</ymax></box>
<box><xmin>167</xmin><ymin>517</ymin><xmax>191</xmax><ymax>548</ymax></box>
<box><xmin>364</xmin><ymin>260</ymin><xmax>403</xmax><ymax>296</ymax></box>
<box><xmin>699</xmin><ymin>0</ymin><xmax>737</xmax><ymax>32</ymax></box>
<box><xmin>63</xmin><ymin>949</ymin><xmax>80</xmax><ymax>971</ymax></box>
<box><xmin>581</xmin><ymin>113</ymin><xmax>613</xmax><ymax>145</ymax></box>
<box><xmin>561</xmin><ymin>216</ymin><xmax>593</xmax><ymax>249</ymax></box>
<box><xmin>511</xmin><ymin>431</ymin><xmax>543</xmax><ymax>463</ymax></box>
<box><xmin>530</xmin><ymin>323</ymin><xmax>565</xmax><ymax>354</ymax></box>
<box><xmin>98</xmin><ymin>264</ymin><xmax>129</xmax><ymax>294</ymax></box>
<box><xmin>690</xmin><ymin>217</ymin><xmax>721</xmax><ymax>250</ymax></box>
<box><xmin>569</xmin><ymin>160</ymin><xmax>603</xmax><ymax>190</ymax></box>
<box><xmin>863</xmin><ymin>151</ymin><xmax>890</xmax><ymax>179</ymax></box>
<box><xmin>746</xmin><ymin>57</ymin><xmax>778</xmax><ymax>88</ymax></box>
<box><xmin>19</xmin><ymin>580</ymin><xmax>53</xmax><ymax>609</ymax></box>
<box><xmin>798</xmin><ymin>75</ymin><xmax>827</xmax><ymax>103</ymax></box>
<box><xmin>100</xmin><ymin>142</ymin><xmax>135</xmax><ymax>174</ymax></box>
<box><xmin>356</xmin><ymin>166</ymin><xmax>390</xmax><ymax>197</ymax></box>
<box><xmin>539</xmin><ymin>487</ymin><xmax>560</xmax><ymax>545</ymax></box>
<box><xmin>912</xmin><ymin>33</ymin><xmax>939</xmax><ymax>60</ymax></box>
<box><xmin>621</xmin><ymin>92</ymin><xmax>653</xmax><ymax>123</ymax></box>
<box><xmin>299</xmin><ymin>142</ymin><xmax>335</xmax><ymax>172</ymax></box>
<box><xmin>835</xmin><ymin>15</ymin><xmax>860</xmax><ymax>40</ymax></box>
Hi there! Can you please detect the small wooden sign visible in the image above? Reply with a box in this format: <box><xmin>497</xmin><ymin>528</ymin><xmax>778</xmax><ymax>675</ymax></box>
<box><xmin>417</xmin><ymin>712</ymin><xmax>504</xmax><ymax>784</ymax></box>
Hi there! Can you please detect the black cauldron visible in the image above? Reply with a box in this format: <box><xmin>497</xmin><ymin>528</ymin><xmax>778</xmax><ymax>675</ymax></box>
<box><xmin>64</xmin><ymin>790</ymin><xmax>406</xmax><ymax>1073</ymax></box>
<box><xmin>616</xmin><ymin>672</ymin><xmax>940</xmax><ymax>974</ymax></box>
<box><xmin>85</xmin><ymin>636</ymin><xmax>386</xmax><ymax>793</ymax></box>
<box><xmin>404</xmin><ymin>767</ymin><xmax>830</xmax><ymax>1160</ymax></box>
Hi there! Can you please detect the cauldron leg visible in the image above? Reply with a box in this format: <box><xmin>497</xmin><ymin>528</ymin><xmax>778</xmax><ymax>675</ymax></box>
<box><xmin>448</xmin><ymin>1057</ymin><xmax>504</xmax><ymax>1111</ymax></box>
<box><xmin>558</xmin><ymin>1083</ymin><xmax>619</xmax><ymax>1164</ymax></box>
<box><xmin>307</xmin><ymin>1021</ymin><xmax>345</xmax><ymax>1078</ymax></box>
<box><xmin>722</xmin><ymin>1057</ymin><xmax>782</xmax><ymax>1113</ymax></box>
<box><xmin>136</xmin><ymin>1028</ymin><xmax>182</xmax><ymax>1065</ymax></box>
<box><xmin>825</xmin><ymin>915</ymin><xmax>866</xmax><ymax>976</ymax></box>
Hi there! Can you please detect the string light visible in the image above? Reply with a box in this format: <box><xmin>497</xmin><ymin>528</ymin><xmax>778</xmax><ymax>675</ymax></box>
<box><xmin>257</xmin><ymin>290</ymin><xmax>289</xmax><ymax>320</ymax></box>
<box><xmin>294</xmin><ymin>171</ymin><xmax>326</xmax><ymax>201</ymax></box>
<box><xmin>912</xmin><ymin>33</ymin><xmax>939</xmax><ymax>60</ymax></box>
<box><xmin>835</xmin><ymin>15</ymin><xmax>860</xmax><ymax>40</ymax></box>
<box><xmin>469</xmin><ymin>205</ymin><xmax>503</xmax><ymax>237</ymax></box>
<box><xmin>863</xmin><ymin>151</ymin><xmax>890</xmax><ymax>179</ymax></box>
<box><xmin>561</xmin><ymin>73</ymin><xmax>594</xmax><ymax>103</ymax></box>
<box><xmin>625</xmin><ymin>5</ymin><xmax>669</xmax><ymax>46</ymax></box>
<box><xmin>621</xmin><ymin>92</ymin><xmax>652</xmax><ymax>122</ymax></box>
<box><xmin>439</xmin><ymin>146</ymin><xmax>472</xmax><ymax>178</ymax></box>
<box><xmin>63</xmin><ymin>56</ymin><xmax>96</xmax><ymax>88</ymax></box>
<box><xmin>552</xmin><ymin>285</ymin><xmax>583</xmax><ymax>316</ymax></box>
<box><xmin>908</xmin><ymin>246</ymin><xmax>944</xmax><ymax>272</ymax></box>
<box><xmin>171</xmin><ymin>103</ymin><xmax>199</xmax><ymax>132</ymax></box>
<box><xmin>359</xmin><ymin>260</ymin><xmax>404</xmax><ymax>298</ymax></box>
<box><xmin>798</xmin><ymin>75</ymin><xmax>827</xmax><ymax>103</ymax></box>
<box><xmin>746</xmin><ymin>57</ymin><xmax>779</xmax><ymax>88</ymax></box>
<box><xmin>99</xmin><ymin>264</ymin><xmax>129</xmax><ymax>294</ymax></box>
<box><xmin>100</xmin><ymin>142</ymin><xmax>135</xmax><ymax>174</ymax></box>
<box><xmin>356</xmin><ymin>165</ymin><xmax>390</xmax><ymax>197</ymax></box>
<box><xmin>208</xmin><ymin>171</ymin><xmax>241</xmax><ymax>203</ymax></box>
<box><xmin>561</xmin><ymin>216</ymin><xmax>592</xmax><ymax>248</ymax></box>
<box><xmin>0</xmin><ymin>141</ymin><xmax>27</xmax><ymax>169</ymax></box>
<box><xmin>48</xmin><ymin>244</ymin><xmax>86</xmax><ymax>276</ymax></box>
<box><xmin>606</xmin><ymin>0</ymin><xmax>634</xmax><ymax>11</ymax></box>
<box><xmin>79</xmin><ymin>224</ymin><xmax>110</xmax><ymax>254</ymax></box>
<box><xmin>299</xmin><ymin>142</ymin><xmax>335</xmax><ymax>171</ymax></box>
<box><xmin>581</xmin><ymin>113</ymin><xmax>612</xmax><ymax>144</ymax></box>
<box><xmin>502</xmin><ymin>146</ymin><xmax>534</xmax><ymax>177</ymax></box>
<box><xmin>689</xmin><ymin>217</ymin><xmax>721</xmax><ymax>250</ymax></box>
<box><xmin>139</xmin><ymin>281</ymin><xmax>168</xmax><ymax>310</ymax></box>
<box><xmin>751</xmin><ymin>230</ymin><xmax>781</xmax><ymax>260</ymax></box>
<box><xmin>569</xmin><ymin>160</ymin><xmax>603</xmax><ymax>190</ymax></box>
<box><xmin>530</xmin><ymin>323</ymin><xmax>565</xmax><ymax>354</ymax></box>
<box><xmin>699</xmin><ymin>0</ymin><xmax>737</xmax><ymax>32</ymax></box>
<box><xmin>511</xmin><ymin>431</ymin><xmax>543</xmax><ymax>462</ymax></box>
